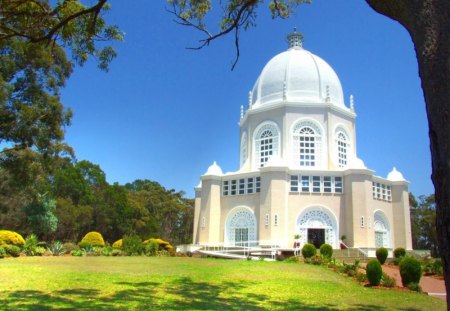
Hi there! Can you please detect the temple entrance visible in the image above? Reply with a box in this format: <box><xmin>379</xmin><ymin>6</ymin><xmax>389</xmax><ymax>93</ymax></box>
<box><xmin>308</xmin><ymin>228</ymin><xmax>325</xmax><ymax>249</ymax></box>
<box><xmin>235</xmin><ymin>228</ymin><xmax>249</xmax><ymax>246</ymax></box>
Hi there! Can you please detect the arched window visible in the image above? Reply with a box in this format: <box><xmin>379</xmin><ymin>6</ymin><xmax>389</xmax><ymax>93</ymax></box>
<box><xmin>225</xmin><ymin>207</ymin><xmax>257</xmax><ymax>247</ymax></box>
<box><xmin>240</xmin><ymin>131</ymin><xmax>248</xmax><ymax>168</ymax></box>
<box><xmin>374</xmin><ymin>211</ymin><xmax>390</xmax><ymax>248</ymax></box>
<box><xmin>254</xmin><ymin>122</ymin><xmax>279</xmax><ymax>168</ymax></box>
<box><xmin>336</xmin><ymin>131</ymin><xmax>348</xmax><ymax>167</ymax></box>
<box><xmin>293</xmin><ymin>121</ymin><xmax>322</xmax><ymax>168</ymax></box>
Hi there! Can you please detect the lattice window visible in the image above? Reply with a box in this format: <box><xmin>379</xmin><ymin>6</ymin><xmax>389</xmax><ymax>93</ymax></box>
<box><xmin>255</xmin><ymin>123</ymin><xmax>279</xmax><ymax>168</ymax></box>
<box><xmin>373</xmin><ymin>182</ymin><xmax>392</xmax><ymax>202</ymax></box>
<box><xmin>247</xmin><ymin>177</ymin><xmax>254</xmax><ymax>194</ymax></box>
<box><xmin>256</xmin><ymin>177</ymin><xmax>261</xmax><ymax>192</ymax></box>
<box><xmin>293</xmin><ymin>121</ymin><xmax>322</xmax><ymax>168</ymax></box>
<box><xmin>226</xmin><ymin>208</ymin><xmax>257</xmax><ymax>246</ymax></box>
<box><xmin>223</xmin><ymin>181</ymin><xmax>229</xmax><ymax>196</ymax></box>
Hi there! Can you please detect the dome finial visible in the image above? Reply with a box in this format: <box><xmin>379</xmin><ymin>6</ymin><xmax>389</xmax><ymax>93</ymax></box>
<box><xmin>287</xmin><ymin>28</ymin><xmax>303</xmax><ymax>49</ymax></box>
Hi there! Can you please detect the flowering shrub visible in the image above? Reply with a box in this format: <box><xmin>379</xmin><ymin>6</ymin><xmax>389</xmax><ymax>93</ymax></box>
<box><xmin>0</xmin><ymin>230</ymin><xmax>25</xmax><ymax>247</ymax></box>
<box><xmin>79</xmin><ymin>231</ymin><xmax>105</xmax><ymax>248</ymax></box>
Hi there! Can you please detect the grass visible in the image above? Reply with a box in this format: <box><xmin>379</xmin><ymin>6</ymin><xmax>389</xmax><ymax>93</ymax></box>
<box><xmin>0</xmin><ymin>256</ymin><xmax>446</xmax><ymax>310</ymax></box>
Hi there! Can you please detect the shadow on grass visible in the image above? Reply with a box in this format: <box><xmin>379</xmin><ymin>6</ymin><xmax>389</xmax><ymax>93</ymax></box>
<box><xmin>1</xmin><ymin>279</ymin><xmax>424</xmax><ymax>311</ymax></box>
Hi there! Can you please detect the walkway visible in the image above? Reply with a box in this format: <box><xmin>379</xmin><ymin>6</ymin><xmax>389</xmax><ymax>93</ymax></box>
<box><xmin>382</xmin><ymin>265</ymin><xmax>447</xmax><ymax>300</ymax></box>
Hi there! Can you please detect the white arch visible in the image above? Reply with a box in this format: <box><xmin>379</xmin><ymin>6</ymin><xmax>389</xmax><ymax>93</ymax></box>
<box><xmin>290</xmin><ymin>118</ymin><xmax>325</xmax><ymax>169</ymax></box>
<box><xmin>224</xmin><ymin>206</ymin><xmax>257</xmax><ymax>246</ymax></box>
<box><xmin>296</xmin><ymin>205</ymin><xmax>338</xmax><ymax>248</ymax></box>
<box><xmin>252</xmin><ymin>120</ymin><xmax>280</xmax><ymax>169</ymax></box>
<box><xmin>374</xmin><ymin>210</ymin><xmax>391</xmax><ymax>248</ymax></box>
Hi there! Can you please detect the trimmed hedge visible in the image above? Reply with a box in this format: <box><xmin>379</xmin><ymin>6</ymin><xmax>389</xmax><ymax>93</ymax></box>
<box><xmin>112</xmin><ymin>239</ymin><xmax>123</xmax><ymax>248</ymax></box>
<box><xmin>393</xmin><ymin>247</ymin><xmax>406</xmax><ymax>259</ymax></box>
<box><xmin>301</xmin><ymin>243</ymin><xmax>317</xmax><ymax>259</ymax></box>
<box><xmin>376</xmin><ymin>247</ymin><xmax>388</xmax><ymax>265</ymax></box>
<box><xmin>399</xmin><ymin>257</ymin><xmax>422</xmax><ymax>287</ymax></box>
<box><xmin>366</xmin><ymin>259</ymin><xmax>382</xmax><ymax>286</ymax></box>
<box><xmin>0</xmin><ymin>230</ymin><xmax>25</xmax><ymax>247</ymax></box>
<box><xmin>79</xmin><ymin>231</ymin><xmax>105</xmax><ymax>248</ymax></box>
<box><xmin>143</xmin><ymin>238</ymin><xmax>175</xmax><ymax>255</ymax></box>
<box><xmin>319</xmin><ymin>243</ymin><xmax>333</xmax><ymax>259</ymax></box>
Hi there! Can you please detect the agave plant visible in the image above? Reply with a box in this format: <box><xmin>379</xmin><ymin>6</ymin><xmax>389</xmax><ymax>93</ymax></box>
<box><xmin>48</xmin><ymin>241</ymin><xmax>65</xmax><ymax>256</ymax></box>
<box><xmin>23</xmin><ymin>234</ymin><xmax>39</xmax><ymax>256</ymax></box>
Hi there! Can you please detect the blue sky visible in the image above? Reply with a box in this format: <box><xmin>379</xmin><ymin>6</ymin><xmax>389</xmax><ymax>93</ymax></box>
<box><xmin>61</xmin><ymin>0</ymin><xmax>432</xmax><ymax>198</ymax></box>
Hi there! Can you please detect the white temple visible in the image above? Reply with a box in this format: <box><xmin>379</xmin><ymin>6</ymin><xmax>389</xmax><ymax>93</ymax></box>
<box><xmin>193</xmin><ymin>31</ymin><xmax>412</xmax><ymax>251</ymax></box>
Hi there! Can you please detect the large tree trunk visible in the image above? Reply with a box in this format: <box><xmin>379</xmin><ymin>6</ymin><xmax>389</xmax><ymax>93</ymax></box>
<box><xmin>366</xmin><ymin>0</ymin><xmax>450</xmax><ymax>308</ymax></box>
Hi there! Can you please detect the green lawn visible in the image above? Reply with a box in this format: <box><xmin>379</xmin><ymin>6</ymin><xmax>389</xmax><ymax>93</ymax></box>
<box><xmin>0</xmin><ymin>256</ymin><xmax>445</xmax><ymax>310</ymax></box>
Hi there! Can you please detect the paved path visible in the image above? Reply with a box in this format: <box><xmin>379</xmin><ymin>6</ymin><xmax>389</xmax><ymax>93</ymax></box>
<box><xmin>382</xmin><ymin>265</ymin><xmax>447</xmax><ymax>300</ymax></box>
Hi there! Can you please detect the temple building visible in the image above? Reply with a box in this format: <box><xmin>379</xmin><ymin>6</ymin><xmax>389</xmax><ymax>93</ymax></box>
<box><xmin>193</xmin><ymin>31</ymin><xmax>412</xmax><ymax>251</ymax></box>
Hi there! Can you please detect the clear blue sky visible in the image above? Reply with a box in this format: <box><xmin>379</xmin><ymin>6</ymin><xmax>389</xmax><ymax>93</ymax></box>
<box><xmin>61</xmin><ymin>0</ymin><xmax>432</xmax><ymax>198</ymax></box>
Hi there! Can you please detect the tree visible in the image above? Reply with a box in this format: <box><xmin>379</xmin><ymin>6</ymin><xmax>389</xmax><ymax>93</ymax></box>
<box><xmin>0</xmin><ymin>0</ymin><xmax>122</xmax><ymax>188</ymax></box>
<box><xmin>23</xmin><ymin>192</ymin><xmax>58</xmax><ymax>238</ymax></box>
<box><xmin>410</xmin><ymin>193</ymin><xmax>439</xmax><ymax>256</ymax></box>
<box><xmin>171</xmin><ymin>1</ymin><xmax>450</xmax><ymax>306</ymax></box>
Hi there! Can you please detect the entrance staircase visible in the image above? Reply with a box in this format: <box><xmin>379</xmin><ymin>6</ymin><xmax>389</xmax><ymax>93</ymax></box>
<box><xmin>333</xmin><ymin>248</ymin><xmax>368</xmax><ymax>263</ymax></box>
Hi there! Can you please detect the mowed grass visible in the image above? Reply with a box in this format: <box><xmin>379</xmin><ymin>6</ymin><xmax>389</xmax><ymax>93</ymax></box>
<box><xmin>0</xmin><ymin>256</ymin><xmax>446</xmax><ymax>310</ymax></box>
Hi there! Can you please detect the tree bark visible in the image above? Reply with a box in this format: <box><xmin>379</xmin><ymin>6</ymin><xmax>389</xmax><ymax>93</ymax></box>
<box><xmin>366</xmin><ymin>0</ymin><xmax>450</xmax><ymax>308</ymax></box>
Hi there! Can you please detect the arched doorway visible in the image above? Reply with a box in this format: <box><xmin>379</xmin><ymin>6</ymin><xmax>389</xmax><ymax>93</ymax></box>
<box><xmin>225</xmin><ymin>207</ymin><xmax>257</xmax><ymax>246</ymax></box>
<box><xmin>297</xmin><ymin>207</ymin><xmax>338</xmax><ymax>249</ymax></box>
<box><xmin>374</xmin><ymin>211</ymin><xmax>390</xmax><ymax>248</ymax></box>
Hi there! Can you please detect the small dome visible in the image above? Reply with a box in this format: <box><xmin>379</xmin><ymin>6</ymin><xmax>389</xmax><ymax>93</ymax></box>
<box><xmin>251</xmin><ymin>32</ymin><xmax>345</xmax><ymax>108</ymax></box>
<box><xmin>204</xmin><ymin>161</ymin><xmax>223</xmax><ymax>176</ymax></box>
<box><xmin>387</xmin><ymin>167</ymin><xmax>405</xmax><ymax>181</ymax></box>
<box><xmin>349</xmin><ymin>157</ymin><xmax>367</xmax><ymax>169</ymax></box>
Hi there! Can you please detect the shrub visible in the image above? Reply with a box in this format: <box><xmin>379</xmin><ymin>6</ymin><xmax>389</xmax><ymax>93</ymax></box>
<box><xmin>101</xmin><ymin>246</ymin><xmax>113</xmax><ymax>256</ymax></box>
<box><xmin>381</xmin><ymin>272</ymin><xmax>396</xmax><ymax>288</ymax></box>
<box><xmin>393</xmin><ymin>247</ymin><xmax>406</xmax><ymax>259</ymax></box>
<box><xmin>4</xmin><ymin>245</ymin><xmax>21</xmax><ymax>257</ymax></box>
<box><xmin>355</xmin><ymin>272</ymin><xmax>367</xmax><ymax>283</ymax></box>
<box><xmin>112</xmin><ymin>239</ymin><xmax>123</xmax><ymax>248</ymax></box>
<box><xmin>432</xmin><ymin>258</ymin><xmax>443</xmax><ymax>275</ymax></box>
<box><xmin>63</xmin><ymin>242</ymin><xmax>79</xmax><ymax>253</ymax></box>
<box><xmin>407</xmin><ymin>282</ymin><xmax>422</xmax><ymax>292</ymax></box>
<box><xmin>122</xmin><ymin>235</ymin><xmax>143</xmax><ymax>256</ymax></box>
<box><xmin>366</xmin><ymin>259</ymin><xmax>382</xmax><ymax>286</ymax></box>
<box><xmin>49</xmin><ymin>241</ymin><xmax>65</xmax><ymax>256</ymax></box>
<box><xmin>143</xmin><ymin>238</ymin><xmax>175</xmax><ymax>256</ymax></box>
<box><xmin>376</xmin><ymin>247</ymin><xmax>388</xmax><ymax>265</ymax></box>
<box><xmin>284</xmin><ymin>256</ymin><xmax>300</xmax><ymax>263</ymax></box>
<box><xmin>0</xmin><ymin>246</ymin><xmax>6</xmax><ymax>258</ymax></box>
<box><xmin>144</xmin><ymin>241</ymin><xmax>159</xmax><ymax>256</ymax></box>
<box><xmin>399</xmin><ymin>257</ymin><xmax>422</xmax><ymax>287</ymax></box>
<box><xmin>0</xmin><ymin>230</ymin><xmax>25</xmax><ymax>247</ymax></box>
<box><xmin>35</xmin><ymin>246</ymin><xmax>46</xmax><ymax>256</ymax></box>
<box><xmin>301</xmin><ymin>243</ymin><xmax>316</xmax><ymax>259</ymax></box>
<box><xmin>71</xmin><ymin>249</ymin><xmax>85</xmax><ymax>257</ymax></box>
<box><xmin>23</xmin><ymin>234</ymin><xmax>39</xmax><ymax>256</ymax></box>
<box><xmin>79</xmin><ymin>231</ymin><xmax>105</xmax><ymax>248</ymax></box>
<box><xmin>111</xmin><ymin>249</ymin><xmax>125</xmax><ymax>256</ymax></box>
<box><xmin>320</xmin><ymin>243</ymin><xmax>333</xmax><ymax>259</ymax></box>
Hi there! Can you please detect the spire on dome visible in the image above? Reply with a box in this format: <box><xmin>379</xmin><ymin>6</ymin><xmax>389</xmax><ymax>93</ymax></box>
<box><xmin>287</xmin><ymin>27</ymin><xmax>304</xmax><ymax>49</ymax></box>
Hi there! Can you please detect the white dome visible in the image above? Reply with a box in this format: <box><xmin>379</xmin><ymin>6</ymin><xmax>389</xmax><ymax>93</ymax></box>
<box><xmin>204</xmin><ymin>161</ymin><xmax>223</xmax><ymax>176</ymax></box>
<box><xmin>387</xmin><ymin>167</ymin><xmax>405</xmax><ymax>181</ymax></box>
<box><xmin>251</xmin><ymin>34</ymin><xmax>345</xmax><ymax>108</ymax></box>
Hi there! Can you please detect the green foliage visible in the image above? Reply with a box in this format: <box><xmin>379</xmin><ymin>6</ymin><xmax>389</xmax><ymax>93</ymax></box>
<box><xmin>393</xmin><ymin>247</ymin><xmax>406</xmax><ymax>258</ymax></box>
<box><xmin>71</xmin><ymin>249</ymin><xmax>85</xmax><ymax>257</ymax></box>
<box><xmin>62</xmin><ymin>242</ymin><xmax>79</xmax><ymax>253</ymax></box>
<box><xmin>381</xmin><ymin>272</ymin><xmax>396</xmax><ymax>288</ymax></box>
<box><xmin>0</xmin><ymin>246</ymin><xmax>6</xmax><ymax>258</ymax></box>
<box><xmin>4</xmin><ymin>244</ymin><xmax>21</xmax><ymax>257</ymax></box>
<box><xmin>0</xmin><ymin>230</ymin><xmax>25</xmax><ymax>246</ymax></box>
<box><xmin>79</xmin><ymin>231</ymin><xmax>105</xmax><ymax>248</ymax></box>
<box><xmin>355</xmin><ymin>272</ymin><xmax>367</xmax><ymax>283</ymax></box>
<box><xmin>122</xmin><ymin>235</ymin><xmax>143</xmax><ymax>256</ymax></box>
<box><xmin>319</xmin><ymin>243</ymin><xmax>333</xmax><ymax>258</ymax></box>
<box><xmin>375</xmin><ymin>247</ymin><xmax>388</xmax><ymax>265</ymax></box>
<box><xmin>284</xmin><ymin>256</ymin><xmax>300</xmax><ymax>263</ymax></box>
<box><xmin>23</xmin><ymin>234</ymin><xmax>39</xmax><ymax>256</ymax></box>
<box><xmin>366</xmin><ymin>259</ymin><xmax>382</xmax><ymax>286</ymax></box>
<box><xmin>23</xmin><ymin>193</ymin><xmax>58</xmax><ymax>236</ymax></box>
<box><xmin>35</xmin><ymin>246</ymin><xmax>46</xmax><ymax>256</ymax></box>
<box><xmin>301</xmin><ymin>243</ymin><xmax>316</xmax><ymax>259</ymax></box>
<box><xmin>144</xmin><ymin>241</ymin><xmax>159</xmax><ymax>256</ymax></box>
<box><xmin>399</xmin><ymin>257</ymin><xmax>422</xmax><ymax>287</ymax></box>
<box><xmin>406</xmin><ymin>282</ymin><xmax>422</xmax><ymax>292</ymax></box>
<box><xmin>111</xmin><ymin>249</ymin><xmax>124</xmax><ymax>256</ymax></box>
<box><xmin>101</xmin><ymin>246</ymin><xmax>113</xmax><ymax>256</ymax></box>
<box><xmin>409</xmin><ymin>194</ymin><xmax>439</xmax><ymax>256</ymax></box>
<box><xmin>48</xmin><ymin>241</ymin><xmax>65</xmax><ymax>256</ymax></box>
